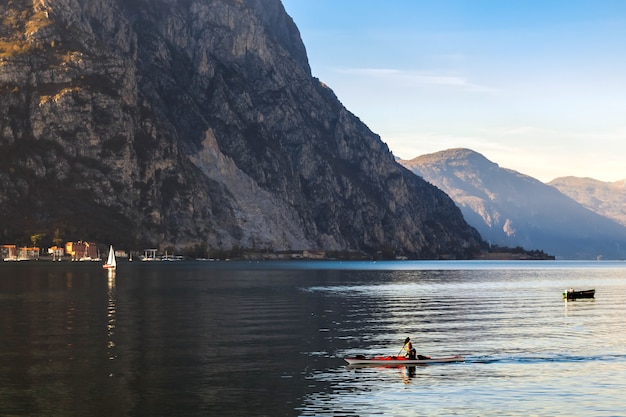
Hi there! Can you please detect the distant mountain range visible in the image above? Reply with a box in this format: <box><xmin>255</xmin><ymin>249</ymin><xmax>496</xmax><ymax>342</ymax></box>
<box><xmin>549</xmin><ymin>177</ymin><xmax>626</xmax><ymax>227</ymax></box>
<box><xmin>400</xmin><ymin>148</ymin><xmax>626</xmax><ymax>260</ymax></box>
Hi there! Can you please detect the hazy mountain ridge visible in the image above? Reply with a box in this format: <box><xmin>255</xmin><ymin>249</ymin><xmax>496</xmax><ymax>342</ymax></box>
<box><xmin>549</xmin><ymin>177</ymin><xmax>626</xmax><ymax>227</ymax></box>
<box><xmin>0</xmin><ymin>0</ymin><xmax>481</xmax><ymax>258</ymax></box>
<box><xmin>400</xmin><ymin>148</ymin><xmax>626</xmax><ymax>259</ymax></box>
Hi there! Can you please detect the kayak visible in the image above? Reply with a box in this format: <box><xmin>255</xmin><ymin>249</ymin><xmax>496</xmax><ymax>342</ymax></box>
<box><xmin>345</xmin><ymin>355</ymin><xmax>464</xmax><ymax>365</ymax></box>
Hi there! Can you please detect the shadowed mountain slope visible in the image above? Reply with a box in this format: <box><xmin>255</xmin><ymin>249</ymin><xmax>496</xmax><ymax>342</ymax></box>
<box><xmin>0</xmin><ymin>0</ymin><xmax>481</xmax><ymax>258</ymax></box>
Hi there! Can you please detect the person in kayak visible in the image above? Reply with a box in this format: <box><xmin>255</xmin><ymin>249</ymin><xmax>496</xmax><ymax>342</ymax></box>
<box><xmin>404</xmin><ymin>339</ymin><xmax>417</xmax><ymax>359</ymax></box>
<box><xmin>404</xmin><ymin>338</ymin><xmax>430</xmax><ymax>360</ymax></box>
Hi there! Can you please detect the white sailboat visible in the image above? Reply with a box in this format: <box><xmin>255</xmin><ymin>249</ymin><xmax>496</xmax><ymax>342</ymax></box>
<box><xmin>102</xmin><ymin>245</ymin><xmax>117</xmax><ymax>270</ymax></box>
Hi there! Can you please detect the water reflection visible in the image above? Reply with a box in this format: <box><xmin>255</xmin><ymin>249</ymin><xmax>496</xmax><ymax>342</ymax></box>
<box><xmin>107</xmin><ymin>271</ymin><xmax>116</xmax><ymax>356</ymax></box>
<box><xmin>402</xmin><ymin>366</ymin><xmax>416</xmax><ymax>383</ymax></box>
<box><xmin>347</xmin><ymin>364</ymin><xmax>419</xmax><ymax>384</ymax></box>
<box><xmin>1</xmin><ymin>262</ymin><xmax>626</xmax><ymax>416</ymax></box>
<box><xmin>300</xmin><ymin>265</ymin><xmax>626</xmax><ymax>416</ymax></box>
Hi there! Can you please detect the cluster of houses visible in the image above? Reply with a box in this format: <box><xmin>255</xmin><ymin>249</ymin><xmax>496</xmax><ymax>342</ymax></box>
<box><xmin>2</xmin><ymin>242</ymin><xmax>330</xmax><ymax>262</ymax></box>
<box><xmin>1</xmin><ymin>241</ymin><xmax>128</xmax><ymax>262</ymax></box>
<box><xmin>1</xmin><ymin>245</ymin><xmax>42</xmax><ymax>261</ymax></box>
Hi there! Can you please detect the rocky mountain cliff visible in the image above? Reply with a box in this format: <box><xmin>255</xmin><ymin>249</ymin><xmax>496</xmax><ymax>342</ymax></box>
<box><xmin>0</xmin><ymin>0</ymin><xmax>481</xmax><ymax>258</ymax></box>
<box><xmin>549</xmin><ymin>177</ymin><xmax>626</xmax><ymax>227</ymax></box>
<box><xmin>400</xmin><ymin>148</ymin><xmax>626</xmax><ymax>259</ymax></box>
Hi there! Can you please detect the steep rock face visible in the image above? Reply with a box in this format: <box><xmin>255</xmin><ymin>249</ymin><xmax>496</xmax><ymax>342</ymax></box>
<box><xmin>549</xmin><ymin>177</ymin><xmax>626</xmax><ymax>227</ymax></box>
<box><xmin>0</xmin><ymin>0</ymin><xmax>481</xmax><ymax>258</ymax></box>
<box><xmin>401</xmin><ymin>148</ymin><xmax>626</xmax><ymax>259</ymax></box>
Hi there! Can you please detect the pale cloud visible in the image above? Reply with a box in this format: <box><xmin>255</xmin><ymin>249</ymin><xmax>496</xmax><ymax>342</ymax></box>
<box><xmin>439</xmin><ymin>53</ymin><xmax>467</xmax><ymax>63</ymax></box>
<box><xmin>335</xmin><ymin>67</ymin><xmax>497</xmax><ymax>93</ymax></box>
<box><xmin>474</xmin><ymin>125</ymin><xmax>626</xmax><ymax>149</ymax></box>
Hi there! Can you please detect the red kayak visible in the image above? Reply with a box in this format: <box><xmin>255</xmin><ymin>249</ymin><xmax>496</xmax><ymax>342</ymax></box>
<box><xmin>345</xmin><ymin>355</ymin><xmax>464</xmax><ymax>365</ymax></box>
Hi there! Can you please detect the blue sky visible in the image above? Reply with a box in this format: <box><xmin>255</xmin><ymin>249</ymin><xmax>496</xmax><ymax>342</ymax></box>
<box><xmin>281</xmin><ymin>0</ymin><xmax>626</xmax><ymax>182</ymax></box>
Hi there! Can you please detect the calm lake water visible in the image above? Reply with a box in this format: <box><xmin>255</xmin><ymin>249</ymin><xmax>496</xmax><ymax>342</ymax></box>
<box><xmin>1</xmin><ymin>260</ymin><xmax>625</xmax><ymax>416</ymax></box>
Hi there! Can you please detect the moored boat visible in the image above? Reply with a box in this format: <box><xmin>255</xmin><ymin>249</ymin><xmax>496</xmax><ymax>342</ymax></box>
<box><xmin>563</xmin><ymin>288</ymin><xmax>595</xmax><ymax>300</ymax></box>
<box><xmin>345</xmin><ymin>355</ymin><xmax>464</xmax><ymax>365</ymax></box>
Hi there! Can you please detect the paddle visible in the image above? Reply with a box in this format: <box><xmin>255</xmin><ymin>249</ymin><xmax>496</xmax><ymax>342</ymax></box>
<box><xmin>397</xmin><ymin>337</ymin><xmax>410</xmax><ymax>357</ymax></box>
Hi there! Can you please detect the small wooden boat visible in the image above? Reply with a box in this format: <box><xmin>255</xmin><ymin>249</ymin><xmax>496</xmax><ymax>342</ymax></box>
<box><xmin>345</xmin><ymin>355</ymin><xmax>464</xmax><ymax>365</ymax></box>
<box><xmin>563</xmin><ymin>288</ymin><xmax>595</xmax><ymax>300</ymax></box>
